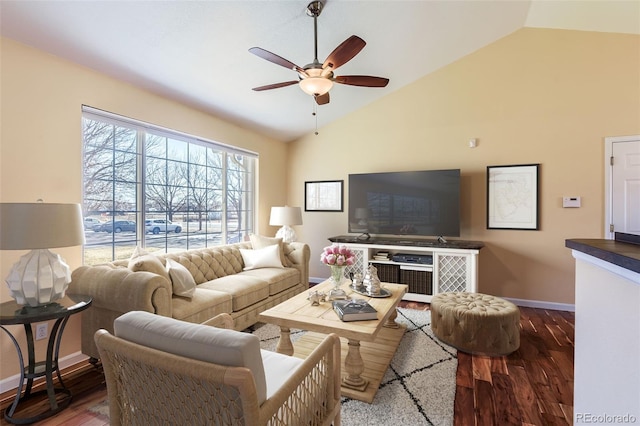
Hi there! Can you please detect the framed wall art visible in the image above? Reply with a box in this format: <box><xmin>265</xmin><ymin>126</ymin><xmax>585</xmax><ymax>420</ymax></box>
<box><xmin>487</xmin><ymin>164</ymin><xmax>540</xmax><ymax>230</ymax></box>
<box><xmin>305</xmin><ymin>180</ymin><xmax>343</xmax><ymax>212</ymax></box>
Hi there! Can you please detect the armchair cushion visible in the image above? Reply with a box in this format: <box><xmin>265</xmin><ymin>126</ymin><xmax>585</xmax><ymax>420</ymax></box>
<box><xmin>113</xmin><ymin>311</ymin><xmax>268</xmax><ymax>404</ymax></box>
<box><xmin>260</xmin><ymin>349</ymin><xmax>304</xmax><ymax>400</ymax></box>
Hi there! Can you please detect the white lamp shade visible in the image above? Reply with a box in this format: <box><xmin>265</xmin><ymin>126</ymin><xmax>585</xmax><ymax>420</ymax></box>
<box><xmin>0</xmin><ymin>203</ymin><xmax>85</xmax><ymax>249</ymax></box>
<box><xmin>269</xmin><ymin>206</ymin><xmax>303</xmax><ymax>226</ymax></box>
<box><xmin>1</xmin><ymin>203</ymin><xmax>84</xmax><ymax>306</ymax></box>
<box><xmin>269</xmin><ymin>206</ymin><xmax>302</xmax><ymax>243</ymax></box>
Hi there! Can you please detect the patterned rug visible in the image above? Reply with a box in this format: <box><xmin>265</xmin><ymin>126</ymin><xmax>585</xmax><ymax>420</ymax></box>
<box><xmin>90</xmin><ymin>308</ymin><xmax>457</xmax><ymax>425</ymax></box>
<box><xmin>252</xmin><ymin>308</ymin><xmax>457</xmax><ymax>426</ymax></box>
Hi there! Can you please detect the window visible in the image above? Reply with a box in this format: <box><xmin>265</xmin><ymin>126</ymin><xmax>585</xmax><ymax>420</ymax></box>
<box><xmin>82</xmin><ymin>106</ymin><xmax>256</xmax><ymax>265</ymax></box>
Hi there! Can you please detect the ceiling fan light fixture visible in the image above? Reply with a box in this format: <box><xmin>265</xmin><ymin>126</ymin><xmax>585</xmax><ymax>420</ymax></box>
<box><xmin>249</xmin><ymin>0</ymin><xmax>388</xmax><ymax>106</ymax></box>
<box><xmin>299</xmin><ymin>76</ymin><xmax>333</xmax><ymax>96</ymax></box>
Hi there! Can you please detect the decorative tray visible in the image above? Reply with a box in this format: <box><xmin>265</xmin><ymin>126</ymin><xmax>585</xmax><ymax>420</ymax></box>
<box><xmin>350</xmin><ymin>287</ymin><xmax>392</xmax><ymax>298</ymax></box>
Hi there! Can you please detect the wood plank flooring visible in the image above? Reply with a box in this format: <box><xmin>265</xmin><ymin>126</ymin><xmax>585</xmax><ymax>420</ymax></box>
<box><xmin>0</xmin><ymin>303</ymin><xmax>574</xmax><ymax>426</ymax></box>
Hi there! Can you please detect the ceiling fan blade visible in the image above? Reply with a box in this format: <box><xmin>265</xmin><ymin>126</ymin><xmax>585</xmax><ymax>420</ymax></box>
<box><xmin>315</xmin><ymin>93</ymin><xmax>330</xmax><ymax>105</ymax></box>
<box><xmin>334</xmin><ymin>75</ymin><xmax>389</xmax><ymax>88</ymax></box>
<box><xmin>322</xmin><ymin>35</ymin><xmax>366</xmax><ymax>71</ymax></box>
<box><xmin>252</xmin><ymin>81</ymin><xmax>299</xmax><ymax>91</ymax></box>
<box><xmin>249</xmin><ymin>47</ymin><xmax>306</xmax><ymax>75</ymax></box>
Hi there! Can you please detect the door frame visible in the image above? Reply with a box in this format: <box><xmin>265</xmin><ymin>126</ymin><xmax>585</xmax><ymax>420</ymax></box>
<box><xmin>604</xmin><ymin>135</ymin><xmax>640</xmax><ymax>239</ymax></box>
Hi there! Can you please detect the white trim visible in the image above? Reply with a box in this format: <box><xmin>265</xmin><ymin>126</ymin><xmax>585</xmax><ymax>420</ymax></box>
<box><xmin>503</xmin><ymin>297</ymin><xmax>575</xmax><ymax>312</ymax></box>
<box><xmin>0</xmin><ymin>351</ymin><xmax>88</xmax><ymax>394</ymax></box>
<box><xmin>604</xmin><ymin>135</ymin><xmax>640</xmax><ymax>239</ymax></box>
<box><xmin>309</xmin><ymin>276</ymin><xmax>326</xmax><ymax>285</ymax></box>
<box><xmin>311</xmin><ymin>276</ymin><xmax>577</xmax><ymax>311</ymax></box>
<box><xmin>82</xmin><ymin>105</ymin><xmax>258</xmax><ymax>158</ymax></box>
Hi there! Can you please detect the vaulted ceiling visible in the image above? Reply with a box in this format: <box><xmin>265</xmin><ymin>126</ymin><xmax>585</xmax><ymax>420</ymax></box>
<box><xmin>1</xmin><ymin>1</ymin><xmax>638</xmax><ymax>142</ymax></box>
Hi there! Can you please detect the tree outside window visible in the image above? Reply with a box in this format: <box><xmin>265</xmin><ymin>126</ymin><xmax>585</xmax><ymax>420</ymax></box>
<box><xmin>82</xmin><ymin>110</ymin><xmax>255</xmax><ymax>265</ymax></box>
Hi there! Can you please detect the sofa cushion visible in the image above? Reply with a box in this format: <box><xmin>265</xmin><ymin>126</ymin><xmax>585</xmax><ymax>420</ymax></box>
<box><xmin>199</xmin><ymin>275</ymin><xmax>270</xmax><ymax>311</ymax></box>
<box><xmin>240</xmin><ymin>267</ymin><xmax>300</xmax><ymax>296</ymax></box>
<box><xmin>171</xmin><ymin>288</ymin><xmax>233</xmax><ymax>323</ymax></box>
<box><xmin>240</xmin><ymin>244</ymin><xmax>283</xmax><ymax>270</ymax></box>
<box><xmin>128</xmin><ymin>247</ymin><xmax>170</xmax><ymax>282</ymax></box>
<box><xmin>113</xmin><ymin>311</ymin><xmax>268</xmax><ymax>405</ymax></box>
<box><xmin>249</xmin><ymin>234</ymin><xmax>289</xmax><ymax>267</ymax></box>
<box><xmin>166</xmin><ymin>258</ymin><xmax>196</xmax><ymax>298</ymax></box>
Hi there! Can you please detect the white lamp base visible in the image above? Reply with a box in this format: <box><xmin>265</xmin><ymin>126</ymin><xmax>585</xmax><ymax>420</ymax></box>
<box><xmin>5</xmin><ymin>249</ymin><xmax>71</xmax><ymax>307</ymax></box>
<box><xmin>275</xmin><ymin>226</ymin><xmax>297</xmax><ymax>243</ymax></box>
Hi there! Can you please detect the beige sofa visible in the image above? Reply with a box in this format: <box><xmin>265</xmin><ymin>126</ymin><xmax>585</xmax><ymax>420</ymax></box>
<box><xmin>69</xmin><ymin>239</ymin><xmax>310</xmax><ymax>360</ymax></box>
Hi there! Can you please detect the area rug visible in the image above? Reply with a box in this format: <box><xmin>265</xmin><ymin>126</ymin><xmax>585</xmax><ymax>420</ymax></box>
<box><xmin>253</xmin><ymin>308</ymin><xmax>457</xmax><ymax>426</ymax></box>
<box><xmin>90</xmin><ymin>308</ymin><xmax>457</xmax><ymax>425</ymax></box>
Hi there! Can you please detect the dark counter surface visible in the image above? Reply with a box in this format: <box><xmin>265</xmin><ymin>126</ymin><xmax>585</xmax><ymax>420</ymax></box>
<box><xmin>565</xmin><ymin>232</ymin><xmax>640</xmax><ymax>274</ymax></box>
<box><xmin>329</xmin><ymin>235</ymin><xmax>484</xmax><ymax>250</ymax></box>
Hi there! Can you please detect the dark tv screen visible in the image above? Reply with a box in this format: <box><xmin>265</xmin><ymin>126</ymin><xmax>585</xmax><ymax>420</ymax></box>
<box><xmin>348</xmin><ymin>169</ymin><xmax>460</xmax><ymax>237</ymax></box>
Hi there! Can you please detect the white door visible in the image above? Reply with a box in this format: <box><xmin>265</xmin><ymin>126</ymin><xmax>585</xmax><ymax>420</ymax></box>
<box><xmin>606</xmin><ymin>136</ymin><xmax>640</xmax><ymax>238</ymax></box>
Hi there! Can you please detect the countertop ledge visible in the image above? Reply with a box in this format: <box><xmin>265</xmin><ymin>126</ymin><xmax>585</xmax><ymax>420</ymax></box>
<box><xmin>565</xmin><ymin>232</ymin><xmax>640</xmax><ymax>275</ymax></box>
<box><xmin>329</xmin><ymin>235</ymin><xmax>484</xmax><ymax>250</ymax></box>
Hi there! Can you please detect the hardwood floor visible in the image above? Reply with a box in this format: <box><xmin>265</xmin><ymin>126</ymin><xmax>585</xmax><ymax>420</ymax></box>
<box><xmin>0</xmin><ymin>304</ymin><xmax>574</xmax><ymax>426</ymax></box>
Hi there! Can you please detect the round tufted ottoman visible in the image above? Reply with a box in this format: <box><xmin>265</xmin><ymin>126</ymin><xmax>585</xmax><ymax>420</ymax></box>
<box><xmin>430</xmin><ymin>292</ymin><xmax>520</xmax><ymax>356</ymax></box>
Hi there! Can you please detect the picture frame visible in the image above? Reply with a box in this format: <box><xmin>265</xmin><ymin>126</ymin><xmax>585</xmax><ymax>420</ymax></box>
<box><xmin>487</xmin><ymin>164</ymin><xmax>540</xmax><ymax>230</ymax></box>
<box><xmin>305</xmin><ymin>180</ymin><xmax>344</xmax><ymax>212</ymax></box>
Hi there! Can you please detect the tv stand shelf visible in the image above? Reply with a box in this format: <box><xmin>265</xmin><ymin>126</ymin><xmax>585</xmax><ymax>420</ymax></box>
<box><xmin>328</xmin><ymin>235</ymin><xmax>483</xmax><ymax>302</ymax></box>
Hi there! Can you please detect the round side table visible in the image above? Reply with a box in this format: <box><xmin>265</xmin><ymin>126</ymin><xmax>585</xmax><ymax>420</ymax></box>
<box><xmin>0</xmin><ymin>294</ymin><xmax>92</xmax><ymax>424</ymax></box>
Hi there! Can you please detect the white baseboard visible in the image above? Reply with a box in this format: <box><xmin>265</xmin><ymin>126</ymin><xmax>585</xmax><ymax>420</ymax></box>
<box><xmin>310</xmin><ymin>277</ymin><xmax>575</xmax><ymax>312</ymax></box>
<box><xmin>0</xmin><ymin>351</ymin><xmax>88</xmax><ymax>394</ymax></box>
<box><xmin>504</xmin><ymin>297</ymin><xmax>575</xmax><ymax>312</ymax></box>
<box><xmin>309</xmin><ymin>276</ymin><xmax>325</xmax><ymax>285</ymax></box>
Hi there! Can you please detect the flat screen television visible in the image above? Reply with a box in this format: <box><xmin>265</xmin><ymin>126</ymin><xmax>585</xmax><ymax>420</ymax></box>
<box><xmin>348</xmin><ymin>169</ymin><xmax>460</xmax><ymax>237</ymax></box>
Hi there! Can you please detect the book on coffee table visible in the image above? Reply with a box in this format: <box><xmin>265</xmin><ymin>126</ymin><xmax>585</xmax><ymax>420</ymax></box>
<box><xmin>332</xmin><ymin>299</ymin><xmax>378</xmax><ymax>321</ymax></box>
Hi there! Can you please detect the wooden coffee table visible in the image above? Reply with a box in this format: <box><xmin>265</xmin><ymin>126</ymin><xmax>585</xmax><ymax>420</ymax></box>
<box><xmin>259</xmin><ymin>280</ymin><xmax>408</xmax><ymax>403</ymax></box>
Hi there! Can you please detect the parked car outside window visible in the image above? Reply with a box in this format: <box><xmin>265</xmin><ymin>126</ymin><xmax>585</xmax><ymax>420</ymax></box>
<box><xmin>83</xmin><ymin>217</ymin><xmax>101</xmax><ymax>230</ymax></box>
<box><xmin>93</xmin><ymin>220</ymin><xmax>136</xmax><ymax>233</ymax></box>
<box><xmin>145</xmin><ymin>219</ymin><xmax>182</xmax><ymax>234</ymax></box>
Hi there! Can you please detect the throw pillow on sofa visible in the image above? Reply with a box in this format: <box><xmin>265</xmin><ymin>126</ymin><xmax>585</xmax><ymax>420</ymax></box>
<box><xmin>249</xmin><ymin>234</ymin><xmax>289</xmax><ymax>267</ymax></box>
<box><xmin>240</xmin><ymin>244</ymin><xmax>284</xmax><ymax>270</ymax></box>
<box><xmin>165</xmin><ymin>258</ymin><xmax>196</xmax><ymax>298</ymax></box>
<box><xmin>128</xmin><ymin>246</ymin><xmax>170</xmax><ymax>282</ymax></box>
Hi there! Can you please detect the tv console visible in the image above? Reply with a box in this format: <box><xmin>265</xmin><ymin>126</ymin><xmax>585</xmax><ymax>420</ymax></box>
<box><xmin>328</xmin><ymin>235</ymin><xmax>484</xmax><ymax>303</ymax></box>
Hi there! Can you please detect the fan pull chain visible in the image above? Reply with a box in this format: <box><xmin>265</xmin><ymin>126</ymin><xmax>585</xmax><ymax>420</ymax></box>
<box><xmin>313</xmin><ymin>102</ymin><xmax>319</xmax><ymax>135</ymax></box>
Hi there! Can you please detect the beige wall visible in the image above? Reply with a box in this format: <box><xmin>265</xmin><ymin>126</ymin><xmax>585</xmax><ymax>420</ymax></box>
<box><xmin>1</xmin><ymin>27</ymin><xmax>638</xmax><ymax>383</ymax></box>
<box><xmin>0</xmin><ymin>37</ymin><xmax>288</xmax><ymax>380</ymax></box>
<box><xmin>288</xmin><ymin>28</ymin><xmax>640</xmax><ymax>303</ymax></box>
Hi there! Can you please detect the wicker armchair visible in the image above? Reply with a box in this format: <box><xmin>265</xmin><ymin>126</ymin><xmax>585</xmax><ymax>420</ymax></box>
<box><xmin>95</xmin><ymin>312</ymin><xmax>341</xmax><ymax>426</ymax></box>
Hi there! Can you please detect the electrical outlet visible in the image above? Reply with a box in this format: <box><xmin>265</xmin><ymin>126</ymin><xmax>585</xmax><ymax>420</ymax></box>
<box><xmin>35</xmin><ymin>323</ymin><xmax>48</xmax><ymax>341</ymax></box>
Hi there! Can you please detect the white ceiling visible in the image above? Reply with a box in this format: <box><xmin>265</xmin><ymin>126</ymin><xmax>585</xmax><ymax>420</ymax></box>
<box><xmin>1</xmin><ymin>1</ymin><xmax>638</xmax><ymax>142</ymax></box>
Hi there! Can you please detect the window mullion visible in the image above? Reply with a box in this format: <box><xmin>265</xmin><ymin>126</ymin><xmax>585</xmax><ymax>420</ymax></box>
<box><xmin>221</xmin><ymin>152</ymin><xmax>228</xmax><ymax>243</ymax></box>
<box><xmin>138</xmin><ymin>130</ymin><xmax>146</xmax><ymax>246</ymax></box>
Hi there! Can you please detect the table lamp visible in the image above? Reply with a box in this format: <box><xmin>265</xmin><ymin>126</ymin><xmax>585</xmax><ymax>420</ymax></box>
<box><xmin>269</xmin><ymin>206</ymin><xmax>302</xmax><ymax>243</ymax></box>
<box><xmin>0</xmin><ymin>202</ymin><xmax>85</xmax><ymax>307</ymax></box>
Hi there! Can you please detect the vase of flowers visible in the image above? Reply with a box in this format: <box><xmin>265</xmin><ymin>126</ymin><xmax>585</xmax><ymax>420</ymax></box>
<box><xmin>330</xmin><ymin>265</ymin><xmax>346</xmax><ymax>286</ymax></box>
<box><xmin>321</xmin><ymin>244</ymin><xmax>355</xmax><ymax>300</ymax></box>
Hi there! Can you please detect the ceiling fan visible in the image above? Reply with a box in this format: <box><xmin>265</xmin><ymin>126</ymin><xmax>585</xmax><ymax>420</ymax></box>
<box><xmin>249</xmin><ymin>0</ymin><xmax>389</xmax><ymax>105</ymax></box>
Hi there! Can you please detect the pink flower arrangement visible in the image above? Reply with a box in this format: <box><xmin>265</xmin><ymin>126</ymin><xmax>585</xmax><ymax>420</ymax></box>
<box><xmin>320</xmin><ymin>244</ymin><xmax>355</xmax><ymax>266</ymax></box>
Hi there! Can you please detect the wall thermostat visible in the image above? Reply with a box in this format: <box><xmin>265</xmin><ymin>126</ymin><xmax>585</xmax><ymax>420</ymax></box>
<box><xmin>563</xmin><ymin>197</ymin><xmax>581</xmax><ymax>208</ymax></box>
